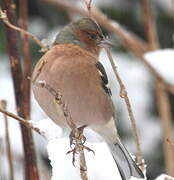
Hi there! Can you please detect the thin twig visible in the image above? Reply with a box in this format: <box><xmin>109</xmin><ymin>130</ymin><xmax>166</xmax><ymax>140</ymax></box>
<box><xmin>0</xmin><ymin>100</ymin><xmax>14</xmax><ymax>180</ymax></box>
<box><xmin>104</xmin><ymin>48</ymin><xmax>144</xmax><ymax>170</ymax></box>
<box><xmin>82</xmin><ymin>0</ymin><xmax>92</xmax><ymax>17</ymax></box>
<box><xmin>32</xmin><ymin>80</ymin><xmax>89</xmax><ymax>180</ymax></box>
<box><xmin>0</xmin><ymin>7</ymin><xmax>48</xmax><ymax>52</ymax></box>
<box><xmin>167</xmin><ymin>138</ymin><xmax>174</xmax><ymax>146</ymax></box>
<box><xmin>141</xmin><ymin>0</ymin><xmax>159</xmax><ymax>49</ymax></box>
<box><xmin>79</xmin><ymin>148</ymin><xmax>88</xmax><ymax>180</ymax></box>
<box><xmin>0</xmin><ymin>107</ymin><xmax>46</xmax><ymax>137</ymax></box>
<box><xmin>156</xmin><ymin>81</ymin><xmax>174</xmax><ymax>176</ymax></box>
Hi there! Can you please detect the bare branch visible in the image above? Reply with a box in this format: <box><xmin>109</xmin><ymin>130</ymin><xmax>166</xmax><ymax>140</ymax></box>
<box><xmin>0</xmin><ymin>106</ymin><xmax>46</xmax><ymax>137</ymax></box>
<box><xmin>82</xmin><ymin>0</ymin><xmax>92</xmax><ymax>17</ymax></box>
<box><xmin>2</xmin><ymin>0</ymin><xmax>40</xmax><ymax>179</ymax></box>
<box><xmin>0</xmin><ymin>7</ymin><xmax>48</xmax><ymax>52</ymax></box>
<box><xmin>167</xmin><ymin>138</ymin><xmax>174</xmax><ymax>146</ymax></box>
<box><xmin>18</xmin><ymin>0</ymin><xmax>40</xmax><ymax>178</ymax></box>
<box><xmin>79</xmin><ymin>147</ymin><xmax>88</xmax><ymax>180</ymax></box>
<box><xmin>105</xmin><ymin>48</ymin><xmax>144</xmax><ymax>171</ymax></box>
<box><xmin>0</xmin><ymin>100</ymin><xmax>14</xmax><ymax>180</ymax></box>
<box><xmin>156</xmin><ymin>81</ymin><xmax>174</xmax><ymax>176</ymax></box>
<box><xmin>141</xmin><ymin>0</ymin><xmax>159</xmax><ymax>49</ymax></box>
<box><xmin>32</xmin><ymin>80</ymin><xmax>89</xmax><ymax>180</ymax></box>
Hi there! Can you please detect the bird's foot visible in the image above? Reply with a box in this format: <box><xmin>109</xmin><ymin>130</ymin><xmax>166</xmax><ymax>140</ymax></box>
<box><xmin>67</xmin><ymin>125</ymin><xmax>94</xmax><ymax>166</ymax></box>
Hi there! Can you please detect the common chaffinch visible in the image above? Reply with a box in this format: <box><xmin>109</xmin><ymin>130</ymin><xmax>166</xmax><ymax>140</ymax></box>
<box><xmin>32</xmin><ymin>18</ymin><xmax>144</xmax><ymax>180</ymax></box>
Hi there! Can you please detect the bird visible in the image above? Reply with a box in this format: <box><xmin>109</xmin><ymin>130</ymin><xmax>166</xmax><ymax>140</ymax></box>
<box><xmin>32</xmin><ymin>17</ymin><xmax>144</xmax><ymax>180</ymax></box>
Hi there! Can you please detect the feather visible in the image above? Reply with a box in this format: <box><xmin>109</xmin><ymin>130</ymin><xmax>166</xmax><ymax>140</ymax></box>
<box><xmin>106</xmin><ymin>139</ymin><xmax>144</xmax><ymax>180</ymax></box>
<box><xmin>96</xmin><ymin>61</ymin><xmax>112</xmax><ymax>96</ymax></box>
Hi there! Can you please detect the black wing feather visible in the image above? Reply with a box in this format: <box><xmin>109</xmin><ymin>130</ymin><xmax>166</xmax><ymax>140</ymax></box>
<box><xmin>96</xmin><ymin>62</ymin><xmax>112</xmax><ymax>96</ymax></box>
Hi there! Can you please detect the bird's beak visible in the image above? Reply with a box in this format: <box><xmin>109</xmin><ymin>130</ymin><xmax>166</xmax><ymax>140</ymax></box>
<box><xmin>98</xmin><ymin>39</ymin><xmax>114</xmax><ymax>48</ymax></box>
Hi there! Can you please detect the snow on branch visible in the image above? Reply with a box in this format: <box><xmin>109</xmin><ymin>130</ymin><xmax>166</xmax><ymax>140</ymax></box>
<box><xmin>144</xmin><ymin>49</ymin><xmax>174</xmax><ymax>85</ymax></box>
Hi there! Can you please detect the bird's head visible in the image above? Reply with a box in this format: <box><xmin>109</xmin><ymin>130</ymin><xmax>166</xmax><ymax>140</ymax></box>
<box><xmin>54</xmin><ymin>18</ymin><xmax>111</xmax><ymax>56</ymax></box>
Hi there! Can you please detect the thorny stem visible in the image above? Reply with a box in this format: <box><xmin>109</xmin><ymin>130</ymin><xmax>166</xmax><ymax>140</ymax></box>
<box><xmin>105</xmin><ymin>48</ymin><xmax>144</xmax><ymax>170</ymax></box>
<box><xmin>0</xmin><ymin>7</ymin><xmax>48</xmax><ymax>52</ymax></box>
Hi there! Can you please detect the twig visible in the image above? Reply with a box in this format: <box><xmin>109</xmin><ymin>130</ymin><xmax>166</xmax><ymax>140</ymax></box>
<box><xmin>0</xmin><ymin>107</ymin><xmax>46</xmax><ymax>137</ymax></box>
<box><xmin>32</xmin><ymin>80</ymin><xmax>89</xmax><ymax>180</ymax></box>
<box><xmin>166</xmin><ymin>138</ymin><xmax>174</xmax><ymax>146</ymax></box>
<box><xmin>32</xmin><ymin>80</ymin><xmax>76</xmax><ymax>129</ymax></box>
<box><xmin>104</xmin><ymin>48</ymin><xmax>144</xmax><ymax>170</ymax></box>
<box><xmin>156</xmin><ymin>81</ymin><xmax>174</xmax><ymax>176</ymax></box>
<box><xmin>141</xmin><ymin>0</ymin><xmax>159</xmax><ymax>49</ymax></box>
<box><xmin>0</xmin><ymin>7</ymin><xmax>48</xmax><ymax>52</ymax></box>
<box><xmin>82</xmin><ymin>0</ymin><xmax>92</xmax><ymax>17</ymax></box>
<box><xmin>141</xmin><ymin>0</ymin><xmax>174</xmax><ymax>175</ymax></box>
<box><xmin>80</xmin><ymin>150</ymin><xmax>88</xmax><ymax>180</ymax></box>
<box><xmin>0</xmin><ymin>100</ymin><xmax>14</xmax><ymax>180</ymax></box>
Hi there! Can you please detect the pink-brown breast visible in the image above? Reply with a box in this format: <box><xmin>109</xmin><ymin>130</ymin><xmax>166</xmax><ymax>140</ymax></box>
<box><xmin>32</xmin><ymin>44</ymin><xmax>114</xmax><ymax>128</ymax></box>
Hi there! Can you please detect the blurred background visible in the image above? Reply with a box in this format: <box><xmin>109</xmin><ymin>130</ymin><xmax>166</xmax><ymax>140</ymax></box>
<box><xmin>0</xmin><ymin>0</ymin><xmax>174</xmax><ymax>179</ymax></box>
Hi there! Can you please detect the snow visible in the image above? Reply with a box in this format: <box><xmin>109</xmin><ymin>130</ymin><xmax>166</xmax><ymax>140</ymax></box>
<box><xmin>30</xmin><ymin>118</ymin><xmax>143</xmax><ymax>179</ymax></box>
<box><xmin>155</xmin><ymin>174</ymin><xmax>174</xmax><ymax>180</ymax></box>
<box><xmin>47</xmin><ymin>138</ymin><xmax>122</xmax><ymax>180</ymax></box>
<box><xmin>29</xmin><ymin>118</ymin><xmax>63</xmax><ymax>140</ymax></box>
<box><xmin>144</xmin><ymin>49</ymin><xmax>174</xmax><ymax>85</ymax></box>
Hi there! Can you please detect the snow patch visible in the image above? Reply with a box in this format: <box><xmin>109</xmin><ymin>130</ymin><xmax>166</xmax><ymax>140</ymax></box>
<box><xmin>144</xmin><ymin>49</ymin><xmax>174</xmax><ymax>85</ymax></box>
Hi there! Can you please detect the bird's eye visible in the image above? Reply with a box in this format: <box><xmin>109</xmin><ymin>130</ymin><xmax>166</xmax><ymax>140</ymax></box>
<box><xmin>89</xmin><ymin>33</ymin><xmax>98</xmax><ymax>40</ymax></box>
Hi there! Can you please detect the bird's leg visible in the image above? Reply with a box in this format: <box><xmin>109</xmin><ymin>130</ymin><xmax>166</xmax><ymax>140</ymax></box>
<box><xmin>67</xmin><ymin>125</ymin><xmax>94</xmax><ymax>166</ymax></box>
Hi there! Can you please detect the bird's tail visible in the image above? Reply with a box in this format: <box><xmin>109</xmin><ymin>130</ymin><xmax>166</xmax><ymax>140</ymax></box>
<box><xmin>106</xmin><ymin>139</ymin><xmax>145</xmax><ymax>180</ymax></box>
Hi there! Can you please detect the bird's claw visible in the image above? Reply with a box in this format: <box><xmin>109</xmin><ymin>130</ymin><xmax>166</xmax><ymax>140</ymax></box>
<box><xmin>67</xmin><ymin>125</ymin><xmax>94</xmax><ymax>166</ymax></box>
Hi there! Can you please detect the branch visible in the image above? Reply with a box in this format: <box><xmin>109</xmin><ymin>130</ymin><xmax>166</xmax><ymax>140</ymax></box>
<box><xmin>141</xmin><ymin>0</ymin><xmax>159</xmax><ymax>49</ymax></box>
<box><xmin>0</xmin><ymin>100</ymin><xmax>14</xmax><ymax>180</ymax></box>
<box><xmin>0</xmin><ymin>7</ymin><xmax>48</xmax><ymax>52</ymax></box>
<box><xmin>156</xmin><ymin>81</ymin><xmax>174</xmax><ymax>176</ymax></box>
<box><xmin>0</xmin><ymin>106</ymin><xmax>46</xmax><ymax>137</ymax></box>
<box><xmin>2</xmin><ymin>0</ymin><xmax>40</xmax><ymax>179</ymax></box>
<box><xmin>32</xmin><ymin>80</ymin><xmax>89</xmax><ymax>180</ymax></box>
<box><xmin>82</xmin><ymin>0</ymin><xmax>92</xmax><ymax>17</ymax></box>
<box><xmin>19</xmin><ymin>0</ymin><xmax>40</xmax><ymax>178</ymax></box>
<box><xmin>105</xmin><ymin>48</ymin><xmax>144</xmax><ymax>170</ymax></box>
<box><xmin>167</xmin><ymin>138</ymin><xmax>174</xmax><ymax>146</ymax></box>
<box><xmin>141</xmin><ymin>0</ymin><xmax>174</xmax><ymax>175</ymax></box>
